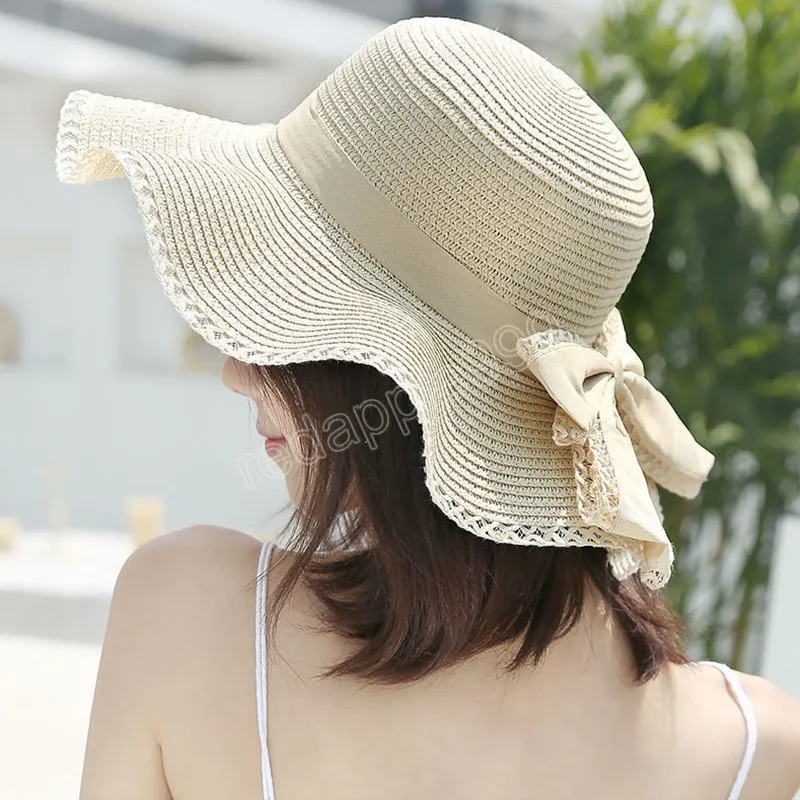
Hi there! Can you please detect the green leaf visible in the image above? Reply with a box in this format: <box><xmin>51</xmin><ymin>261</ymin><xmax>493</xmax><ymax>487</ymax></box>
<box><xmin>715</xmin><ymin>129</ymin><xmax>773</xmax><ymax>214</ymax></box>
<box><xmin>706</xmin><ymin>422</ymin><xmax>745</xmax><ymax>448</ymax></box>
<box><xmin>753</xmin><ymin>373</ymin><xmax>800</xmax><ymax>399</ymax></box>
<box><xmin>718</xmin><ymin>332</ymin><xmax>781</xmax><ymax>366</ymax></box>
<box><xmin>758</xmin><ymin>428</ymin><xmax>800</xmax><ymax>453</ymax></box>
<box><xmin>730</xmin><ymin>0</ymin><xmax>758</xmax><ymax>24</ymax></box>
<box><xmin>680</xmin><ymin>127</ymin><xmax>722</xmax><ymax>172</ymax></box>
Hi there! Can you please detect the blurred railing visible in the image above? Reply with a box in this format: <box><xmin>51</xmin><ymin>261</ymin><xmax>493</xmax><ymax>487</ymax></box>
<box><xmin>413</xmin><ymin>0</ymin><xmax>578</xmax><ymax>59</ymax></box>
<box><xmin>0</xmin><ymin>0</ymin><xmax>251</xmax><ymax>63</ymax></box>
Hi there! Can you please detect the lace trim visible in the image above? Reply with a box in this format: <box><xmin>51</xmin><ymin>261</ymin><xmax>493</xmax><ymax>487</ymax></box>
<box><xmin>56</xmin><ymin>91</ymin><xmax>127</xmax><ymax>183</ymax></box>
<box><xmin>429</xmin><ymin>474</ymin><xmax>664</xmax><ymax>587</ymax></box>
<box><xmin>607</xmin><ymin>547</ymin><xmax>645</xmax><ymax>581</ymax></box>
<box><xmin>515</xmin><ymin>328</ymin><xmax>585</xmax><ymax>360</ymax></box>
<box><xmin>552</xmin><ymin>406</ymin><xmax>621</xmax><ymax>532</ymax></box>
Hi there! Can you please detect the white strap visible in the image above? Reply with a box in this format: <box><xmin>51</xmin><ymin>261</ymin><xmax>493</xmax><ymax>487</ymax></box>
<box><xmin>699</xmin><ymin>660</ymin><xmax>758</xmax><ymax>800</ymax></box>
<box><xmin>255</xmin><ymin>541</ymin><xmax>277</xmax><ymax>800</ymax></box>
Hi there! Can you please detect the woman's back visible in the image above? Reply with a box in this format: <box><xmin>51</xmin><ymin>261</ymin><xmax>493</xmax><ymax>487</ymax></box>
<box><xmin>79</xmin><ymin>526</ymin><xmax>800</xmax><ymax>800</ymax></box>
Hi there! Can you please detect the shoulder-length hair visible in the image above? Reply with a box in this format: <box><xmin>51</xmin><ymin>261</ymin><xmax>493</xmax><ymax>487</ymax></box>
<box><xmin>244</xmin><ymin>359</ymin><xmax>687</xmax><ymax>685</ymax></box>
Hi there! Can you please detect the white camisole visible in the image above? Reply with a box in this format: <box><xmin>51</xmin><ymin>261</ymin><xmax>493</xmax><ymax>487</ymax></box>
<box><xmin>253</xmin><ymin>540</ymin><xmax>758</xmax><ymax>800</ymax></box>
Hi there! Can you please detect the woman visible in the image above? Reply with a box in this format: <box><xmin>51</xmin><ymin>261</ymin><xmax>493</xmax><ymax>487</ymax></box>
<box><xmin>56</xmin><ymin>16</ymin><xmax>799</xmax><ymax>800</ymax></box>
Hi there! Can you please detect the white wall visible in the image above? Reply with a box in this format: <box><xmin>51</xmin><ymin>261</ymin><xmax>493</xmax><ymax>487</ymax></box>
<box><xmin>0</xmin><ymin>88</ymin><xmax>292</xmax><ymax>537</ymax></box>
<box><xmin>761</xmin><ymin>513</ymin><xmax>800</xmax><ymax>697</ymax></box>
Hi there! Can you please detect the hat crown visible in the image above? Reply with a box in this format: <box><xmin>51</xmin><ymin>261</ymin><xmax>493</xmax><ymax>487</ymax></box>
<box><xmin>312</xmin><ymin>17</ymin><xmax>653</xmax><ymax>339</ymax></box>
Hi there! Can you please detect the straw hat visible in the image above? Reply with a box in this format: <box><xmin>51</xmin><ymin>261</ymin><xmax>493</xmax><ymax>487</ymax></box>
<box><xmin>55</xmin><ymin>16</ymin><xmax>713</xmax><ymax>588</ymax></box>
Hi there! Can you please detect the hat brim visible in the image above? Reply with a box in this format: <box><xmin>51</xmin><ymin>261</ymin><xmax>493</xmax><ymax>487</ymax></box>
<box><xmin>56</xmin><ymin>90</ymin><xmax>670</xmax><ymax>581</ymax></box>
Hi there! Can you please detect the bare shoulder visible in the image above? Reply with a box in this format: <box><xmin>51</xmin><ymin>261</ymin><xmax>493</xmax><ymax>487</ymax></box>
<box><xmin>706</xmin><ymin>670</ymin><xmax>800</xmax><ymax>800</ymax></box>
<box><xmin>123</xmin><ymin>523</ymin><xmax>264</xmax><ymax>567</ymax></box>
<box><xmin>103</xmin><ymin>525</ymin><xmax>271</xmax><ymax>703</ymax></box>
<box><xmin>736</xmin><ymin>670</ymin><xmax>800</xmax><ymax>744</ymax></box>
<box><xmin>734</xmin><ymin>670</ymin><xmax>800</xmax><ymax>799</ymax></box>
<box><xmin>671</xmin><ymin>662</ymin><xmax>799</xmax><ymax>799</ymax></box>
<box><xmin>109</xmin><ymin>526</ymin><xmax>267</xmax><ymax>651</ymax></box>
<box><xmin>116</xmin><ymin>524</ymin><xmax>264</xmax><ymax>593</ymax></box>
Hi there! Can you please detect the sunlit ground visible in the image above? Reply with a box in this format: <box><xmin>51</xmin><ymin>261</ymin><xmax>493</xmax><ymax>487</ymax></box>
<box><xmin>0</xmin><ymin>531</ymin><xmax>131</xmax><ymax>800</ymax></box>
<box><xmin>0</xmin><ymin>634</ymin><xmax>99</xmax><ymax>800</ymax></box>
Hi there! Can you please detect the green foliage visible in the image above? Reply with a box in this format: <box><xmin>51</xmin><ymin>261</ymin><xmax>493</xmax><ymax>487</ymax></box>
<box><xmin>576</xmin><ymin>0</ymin><xmax>800</xmax><ymax>668</ymax></box>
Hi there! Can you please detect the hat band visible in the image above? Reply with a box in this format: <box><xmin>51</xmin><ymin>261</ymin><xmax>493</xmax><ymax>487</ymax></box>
<box><xmin>275</xmin><ymin>92</ymin><xmax>538</xmax><ymax>370</ymax></box>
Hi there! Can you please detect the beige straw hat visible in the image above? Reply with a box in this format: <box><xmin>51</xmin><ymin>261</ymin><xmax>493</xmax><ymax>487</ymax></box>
<box><xmin>55</xmin><ymin>16</ymin><xmax>713</xmax><ymax>588</ymax></box>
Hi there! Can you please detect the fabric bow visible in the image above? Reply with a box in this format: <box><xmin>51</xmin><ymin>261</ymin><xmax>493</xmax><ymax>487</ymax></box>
<box><xmin>516</xmin><ymin>309</ymin><xmax>714</xmax><ymax>586</ymax></box>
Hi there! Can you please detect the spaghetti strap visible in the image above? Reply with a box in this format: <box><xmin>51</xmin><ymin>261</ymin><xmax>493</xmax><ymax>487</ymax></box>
<box><xmin>255</xmin><ymin>540</ymin><xmax>277</xmax><ymax>800</ymax></box>
<box><xmin>697</xmin><ymin>660</ymin><xmax>758</xmax><ymax>800</ymax></box>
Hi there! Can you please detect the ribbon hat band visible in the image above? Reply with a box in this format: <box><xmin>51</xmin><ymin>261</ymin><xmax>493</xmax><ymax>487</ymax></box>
<box><xmin>277</xmin><ymin>92</ymin><xmax>541</xmax><ymax>367</ymax></box>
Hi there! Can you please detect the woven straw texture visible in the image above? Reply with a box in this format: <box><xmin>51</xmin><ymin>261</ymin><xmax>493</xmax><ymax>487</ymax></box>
<box><xmin>55</xmin><ymin>17</ymin><xmax>677</xmax><ymax>585</ymax></box>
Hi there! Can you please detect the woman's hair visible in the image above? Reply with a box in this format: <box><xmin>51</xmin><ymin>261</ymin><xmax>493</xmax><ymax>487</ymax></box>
<box><xmin>246</xmin><ymin>359</ymin><xmax>688</xmax><ymax>685</ymax></box>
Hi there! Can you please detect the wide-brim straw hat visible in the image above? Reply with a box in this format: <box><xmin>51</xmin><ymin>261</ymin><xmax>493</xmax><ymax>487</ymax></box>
<box><xmin>55</xmin><ymin>16</ymin><xmax>714</xmax><ymax>588</ymax></box>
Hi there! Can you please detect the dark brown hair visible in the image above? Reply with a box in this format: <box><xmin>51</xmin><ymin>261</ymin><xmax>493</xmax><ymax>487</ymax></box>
<box><xmin>247</xmin><ymin>359</ymin><xmax>687</xmax><ymax>685</ymax></box>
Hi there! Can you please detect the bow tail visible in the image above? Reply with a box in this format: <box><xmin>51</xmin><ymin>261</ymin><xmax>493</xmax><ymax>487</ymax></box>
<box><xmin>615</xmin><ymin>374</ymin><xmax>715</xmax><ymax>499</ymax></box>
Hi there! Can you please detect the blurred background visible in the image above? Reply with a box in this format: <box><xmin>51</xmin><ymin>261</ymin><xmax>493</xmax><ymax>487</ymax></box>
<box><xmin>0</xmin><ymin>0</ymin><xmax>798</xmax><ymax>797</ymax></box>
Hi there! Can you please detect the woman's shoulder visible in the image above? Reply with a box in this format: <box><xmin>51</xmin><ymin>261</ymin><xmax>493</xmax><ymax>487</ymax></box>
<box><xmin>733</xmin><ymin>669</ymin><xmax>800</xmax><ymax>797</ymax></box>
<box><xmin>102</xmin><ymin>525</ymin><xmax>275</xmax><ymax>705</ymax></box>
<box><xmin>727</xmin><ymin>667</ymin><xmax>800</xmax><ymax>758</ymax></box>
<box><xmin>124</xmin><ymin>523</ymin><xmax>265</xmax><ymax>565</ymax></box>
<box><xmin>115</xmin><ymin>525</ymin><xmax>265</xmax><ymax>595</ymax></box>
<box><xmin>107</xmin><ymin>526</ymin><xmax>268</xmax><ymax>659</ymax></box>
<box><xmin>81</xmin><ymin>527</ymin><xmax>277</xmax><ymax>796</ymax></box>
<box><xmin>678</xmin><ymin>661</ymin><xmax>800</xmax><ymax>798</ymax></box>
